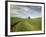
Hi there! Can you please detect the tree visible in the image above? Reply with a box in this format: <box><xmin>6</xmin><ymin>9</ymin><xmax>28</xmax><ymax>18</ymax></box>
<box><xmin>28</xmin><ymin>17</ymin><xmax>30</xmax><ymax>19</ymax></box>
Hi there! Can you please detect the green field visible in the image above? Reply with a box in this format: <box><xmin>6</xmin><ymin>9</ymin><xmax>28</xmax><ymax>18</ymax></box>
<box><xmin>10</xmin><ymin>17</ymin><xmax>42</xmax><ymax>32</ymax></box>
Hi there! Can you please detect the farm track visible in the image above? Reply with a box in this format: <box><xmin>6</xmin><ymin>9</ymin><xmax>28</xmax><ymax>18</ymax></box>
<box><xmin>11</xmin><ymin>19</ymin><xmax>34</xmax><ymax>32</ymax></box>
<box><xmin>11</xmin><ymin>20</ymin><xmax>22</xmax><ymax>30</ymax></box>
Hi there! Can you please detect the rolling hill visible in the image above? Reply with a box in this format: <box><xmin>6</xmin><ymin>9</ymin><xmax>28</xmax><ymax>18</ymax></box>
<box><xmin>10</xmin><ymin>17</ymin><xmax>42</xmax><ymax>32</ymax></box>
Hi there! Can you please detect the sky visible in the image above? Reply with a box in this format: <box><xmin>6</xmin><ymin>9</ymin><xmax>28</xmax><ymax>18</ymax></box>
<box><xmin>10</xmin><ymin>5</ymin><xmax>42</xmax><ymax>18</ymax></box>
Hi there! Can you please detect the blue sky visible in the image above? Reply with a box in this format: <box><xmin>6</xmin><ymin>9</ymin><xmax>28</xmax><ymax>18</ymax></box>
<box><xmin>10</xmin><ymin>5</ymin><xmax>42</xmax><ymax>18</ymax></box>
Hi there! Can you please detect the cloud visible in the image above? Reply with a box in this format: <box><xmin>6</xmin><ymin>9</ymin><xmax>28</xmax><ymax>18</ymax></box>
<box><xmin>10</xmin><ymin>5</ymin><xmax>42</xmax><ymax>18</ymax></box>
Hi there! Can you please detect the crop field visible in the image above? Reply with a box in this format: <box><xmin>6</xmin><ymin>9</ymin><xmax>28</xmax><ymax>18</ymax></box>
<box><xmin>10</xmin><ymin>17</ymin><xmax>42</xmax><ymax>32</ymax></box>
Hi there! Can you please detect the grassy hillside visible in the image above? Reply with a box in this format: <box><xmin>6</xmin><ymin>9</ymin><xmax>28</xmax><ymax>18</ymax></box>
<box><xmin>10</xmin><ymin>17</ymin><xmax>42</xmax><ymax>32</ymax></box>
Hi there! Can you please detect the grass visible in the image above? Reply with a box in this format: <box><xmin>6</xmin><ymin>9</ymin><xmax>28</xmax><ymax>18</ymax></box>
<box><xmin>10</xmin><ymin>17</ymin><xmax>42</xmax><ymax>32</ymax></box>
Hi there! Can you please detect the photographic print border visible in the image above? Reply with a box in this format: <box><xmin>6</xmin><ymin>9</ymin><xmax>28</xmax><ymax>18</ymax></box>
<box><xmin>5</xmin><ymin>1</ymin><xmax>45</xmax><ymax>36</ymax></box>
